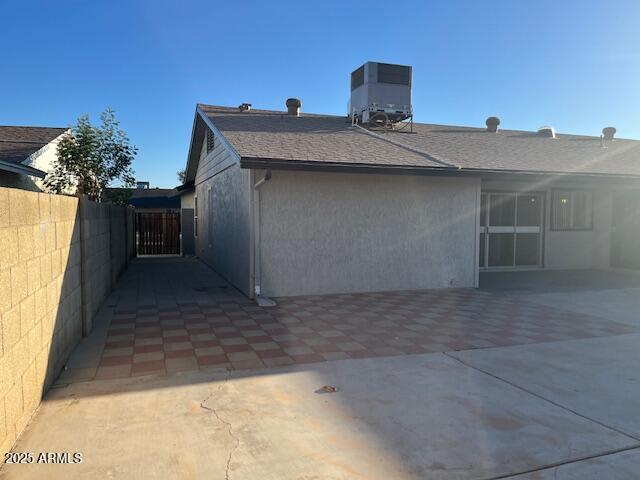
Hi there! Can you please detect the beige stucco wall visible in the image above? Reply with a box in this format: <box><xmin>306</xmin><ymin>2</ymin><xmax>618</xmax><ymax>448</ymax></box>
<box><xmin>481</xmin><ymin>179</ymin><xmax>613</xmax><ymax>270</ymax></box>
<box><xmin>258</xmin><ymin>170</ymin><xmax>481</xmax><ymax>297</ymax></box>
<box><xmin>0</xmin><ymin>187</ymin><xmax>134</xmax><ymax>455</ymax></box>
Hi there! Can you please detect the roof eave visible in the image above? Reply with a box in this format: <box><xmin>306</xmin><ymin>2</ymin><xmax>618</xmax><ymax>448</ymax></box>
<box><xmin>0</xmin><ymin>159</ymin><xmax>47</xmax><ymax>178</ymax></box>
<box><xmin>239</xmin><ymin>157</ymin><xmax>640</xmax><ymax>181</ymax></box>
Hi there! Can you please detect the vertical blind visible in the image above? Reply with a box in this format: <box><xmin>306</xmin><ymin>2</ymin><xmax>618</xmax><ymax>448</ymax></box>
<box><xmin>551</xmin><ymin>190</ymin><xmax>593</xmax><ymax>230</ymax></box>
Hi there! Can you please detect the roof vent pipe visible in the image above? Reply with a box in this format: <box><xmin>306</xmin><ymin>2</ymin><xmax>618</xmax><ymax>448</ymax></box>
<box><xmin>537</xmin><ymin>126</ymin><xmax>556</xmax><ymax>139</ymax></box>
<box><xmin>485</xmin><ymin>116</ymin><xmax>500</xmax><ymax>133</ymax></box>
<box><xmin>602</xmin><ymin>126</ymin><xmax>616</xmax><ymax>141</ymax></box>
<box><xmin>286</xmin><ymin>98</ymin><xmax>301</xmax><ymax>116</ymax></box>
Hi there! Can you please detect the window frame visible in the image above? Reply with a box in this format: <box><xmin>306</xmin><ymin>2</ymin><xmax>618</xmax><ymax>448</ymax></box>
<box><xmin>550</xmin><ymin>189</ymin><xmax>594</xmax><ymax>231</ymax></box>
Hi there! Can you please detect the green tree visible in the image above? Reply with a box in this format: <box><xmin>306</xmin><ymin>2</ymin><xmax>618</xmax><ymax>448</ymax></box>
<box><xmin>177</xmin><ymin>168</ymin><xmax>187</xmax><ymax>184</ymax></box>
<box><xmin>45</xmin><ymin>108</ymin><xmax>136</xmax><ymax>201</ymax></box>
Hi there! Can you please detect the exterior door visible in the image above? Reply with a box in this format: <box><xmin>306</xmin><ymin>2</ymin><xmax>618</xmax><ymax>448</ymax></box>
<box><xmin>479</xmin><ymin>192</ymin><xmax>543</xmax><ymax>269</ymax></box>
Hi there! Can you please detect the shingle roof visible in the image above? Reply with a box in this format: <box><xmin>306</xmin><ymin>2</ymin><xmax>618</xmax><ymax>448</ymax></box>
<box><xmin>198</xmin><ymin>104</ymin><xmax>640</xmax><ymax>177</ymax></box>
<box><xmin>104</xmin><ymin>187</ymin><xmax>181</xmax><ymax>209</ymax></box>
<box><xmin>0</xmin><ymin>126</ymin><xmax>68</xmax><ymax>164</ymax></box>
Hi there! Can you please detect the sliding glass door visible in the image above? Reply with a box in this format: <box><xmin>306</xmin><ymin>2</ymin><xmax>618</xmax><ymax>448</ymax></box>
<box><xmin>479</xmin><ymin>192</ymin><xmax>543</xmax><ymax>269</ymax></box>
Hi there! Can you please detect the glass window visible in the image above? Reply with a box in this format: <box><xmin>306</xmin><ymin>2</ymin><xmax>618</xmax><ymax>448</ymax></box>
<box><xmin>488</xmin><ymin>233</ymin><xmax>515</xmax><ymax>267</ymax></box>
<box><xmin>489</xmin><ymin>194</ymin><xmax>516</xmax><ymax>226</ymax></box>
<box><xmin>480</xmin><ymin>194</ymin><xmax>489</xmax><ymax>227</ymax></box>
<box><xmin>516</xmin><ymin>194</ymin><xmax>542</xmax><ymax>226</ymax></box>
<box><xmin>515</xmin><ymin>233</ymin><xmax>540</xmax><ymax>266</ymax></box>
<box><xmin>551</xmin><ymin>190</ymin><xmax>593</xmax><ymax>230</ymax></box>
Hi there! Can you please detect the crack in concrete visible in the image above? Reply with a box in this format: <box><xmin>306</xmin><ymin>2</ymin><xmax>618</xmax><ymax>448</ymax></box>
<box><xmin>200</xmin><ymin>370</ymin><xmax>239</xmax><ymax>480</ymax></box>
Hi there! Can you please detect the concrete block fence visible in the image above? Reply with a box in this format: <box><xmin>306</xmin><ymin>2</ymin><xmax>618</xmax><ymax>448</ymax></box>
<box><xmin>0</xmin><ymin>187</ymin><xmax>135</xmax><ymax>454</ymax></box>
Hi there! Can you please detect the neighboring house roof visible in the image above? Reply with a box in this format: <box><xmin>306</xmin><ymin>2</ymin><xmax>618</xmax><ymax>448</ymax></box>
<box><xmin>194</xmin><ymin>104</ymin><xmax>640</xmax><ymax>178</ymax></box>
<box><xmin>106</xmin><ymin>187</ymin><xmax>181</xmax><ymax>209</ymax></box>
<box><xmin>0</xmin><ymin>126</ymin><xmax>68</xmax><ymax>178</ymax></box>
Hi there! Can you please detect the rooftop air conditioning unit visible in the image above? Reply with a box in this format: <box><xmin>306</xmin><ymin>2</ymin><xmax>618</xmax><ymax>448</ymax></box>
<box><xmin>349</xmin><ymin>61</ymin><xmax>413</xmax><ymax>125</ymax></box>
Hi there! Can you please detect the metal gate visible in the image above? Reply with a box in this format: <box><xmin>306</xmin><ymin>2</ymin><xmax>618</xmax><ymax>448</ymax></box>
<box><xmin>136</xmin><ymin>212</ymin><xmax>181</xmax><ymax>255</ymax></box>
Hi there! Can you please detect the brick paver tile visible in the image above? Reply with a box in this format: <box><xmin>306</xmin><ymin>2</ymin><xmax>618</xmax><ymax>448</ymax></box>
<box><xmin>105</xmin><ymin>340</ymin><xmax>134</xmax><ymax>349</ymax></box>
<box><xmin>165</xmin><ymin>349</ymin><xmax>196</xmax><ymax>359</ymax></box>
<box><xmin>164</xmin><ymin>335</ymin><xmax>191</xmax><ymax>344</ymax></box>
<box><xmin>222</xmin><ymin>344</ymin><xmax>252</xmax><ymax>353</ymax></box>
<box><xmin>135</xmin><ymin>337</ymin><xmax>163</xmax><ymax>346</ymax></box>
<box><xmin>131</xmin><ymin>360</ymin><xmax>166</xmax><ymax>376</ymax></box>
<box><xmin>100</xmin><ymin>355</ymin><xmax>133</xmax><ymax>367</ymax></box>
<box><xmin>164</xmin><ymin>341</ymin><xmax>192</xmax><ymax>352</ymax></box>
<box><xmin>262</xmin><ymin>356</ymin><xmax>295</xmax><ymax>367</ymax></box>
<box><xmin>103</xmin><ymin>347</ymin><xmax>134</xmax><ymax>357</ymax></box>
<box><xmin>320</xmin><ymin>352</ymin><xmax>350</xmax><ymax>361</ymax></box>
<box><xmin>134</xmin><ymin>344</ymin><xmax>164</xmax><ymax>354</ymax></box>
<box><xmin>219</xmin><ymin>337</ymin><xmax>249</xmax><ymax>346</ymax></box>
<box><xmin>230</xmin><ymin>359</ymin><xmax>265</xmax><ymax>370</ymax></box>
<box><xmin>289</xmin><ymin>353</ymin><xmax>324</xmax><ymax>364</ymax></box>
<box><xmin>197</xmin><ymin>354</ymin><xmax>229</xmax><ymax>366</ymax></box>
<box><xmin>94</xmin><ymin>364</ymin><xmax>132</xmax><ymax>380</ymax></box>
<box><xmin>250</xmin><ymin>341</ymin><xmax>281</xmax><ymax>351</ymax></box>
<box><xmin>191</xmin><ymin>339</ymin><xmax>220</xmax><ymax>348</ymax></box>
<box><xmin>255</xmin><ymin>349</ymin><xmax>288</xmax><ymax>359</ymax></box>
<box><xmin>133</xmin><ymin>351</ymin><xmax>164</xmax><ymax>363</ymax></box>
<box><xmin>227</xmin><ymin>351</ymin><xmax>260</xmax><ymax>362</ymax></box>
<box><xmin>195</xmin><ymin>346</ymin><xmax>224</xmax><ymax>356</ymax></box>
<box><xmin>166</xmin><ymin>356</ymin><xmax>199</xmax><ymax>373</ymax></box>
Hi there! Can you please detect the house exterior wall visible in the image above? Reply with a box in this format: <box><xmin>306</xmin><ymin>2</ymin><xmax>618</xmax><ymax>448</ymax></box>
<box><xmin>481</xmin><ymin>179</ymin><xmax>613</xmax><ymax>270</ymax></box>
<box><xmin>258</xmin><ymin>170</ymin><xmax>481</xmax><ymax>297</ymax></box>
<box><xmin>194</xmin><ymin>133</ymin><xmax>251</xmax><ymax>296</ymax></box>
<box><xmin>181</xmin><ymin>191</ymin><xmax>195</xmax><ymax>256</ymax></box>
<box><xmin>0</xmin><ymin>172</ymin><xmax>41</xmax><ymax>192</ymax></box>
<box><xmin>181</xmin><ymin>191</ymin><xmax>195</xmax><ymax>209</ymax></box>
<box><xmin>24</xmin><ymin>135</ymin><xmax>64</xmax><ymax>191</ymax></box>
<box><xmin>0</xmin><ymin>134</ymin><xmax>69</xmax><ymax>193</ymax></box>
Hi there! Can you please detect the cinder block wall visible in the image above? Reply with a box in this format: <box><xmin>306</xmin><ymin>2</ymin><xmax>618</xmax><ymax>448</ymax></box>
<box><xmin>0</xmin><ymin>187</ymin><xmax>134</xmax><ymax>454</ymax></box>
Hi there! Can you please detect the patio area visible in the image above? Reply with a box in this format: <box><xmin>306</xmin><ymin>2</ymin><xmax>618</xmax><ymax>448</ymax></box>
<box><xmin>7</xmin><ymin>258</ymin><xmax>640</xmax><ymax>479</ymax></box>
<box><xmin>57</xmin><ymin>258</ymin><xmax>636</xmax><ymax>384</ymax></box>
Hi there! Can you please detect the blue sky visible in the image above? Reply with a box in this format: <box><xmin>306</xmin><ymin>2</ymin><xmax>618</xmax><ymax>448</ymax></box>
<box><xmin>2</xmin><ymin>0</ymin><xmax>639</xmax><ymax>187</ymax></box>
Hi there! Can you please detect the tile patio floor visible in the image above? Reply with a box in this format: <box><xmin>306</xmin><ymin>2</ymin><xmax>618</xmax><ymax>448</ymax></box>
<box><xmin>57</xmin><ymin>258</ymin><xmax>636</xmax><ymax>384</ymax></box>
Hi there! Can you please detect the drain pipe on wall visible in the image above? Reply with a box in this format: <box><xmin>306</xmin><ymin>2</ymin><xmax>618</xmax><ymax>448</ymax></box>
<box><xmin>253</xmin><ymin>169</ymin><xmax>276</xmax><ymax>307</ymax></box>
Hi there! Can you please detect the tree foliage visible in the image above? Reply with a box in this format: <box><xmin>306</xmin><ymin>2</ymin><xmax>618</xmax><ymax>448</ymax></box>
<box><xmin>45</xmin><ymin>109</ymin><xmax>136</xmax><ymax>201</ymax></box>
<box><xmin>177</xmin><ymin>168</ymin><xmax>187</xmax><ymax>184</ymax></box>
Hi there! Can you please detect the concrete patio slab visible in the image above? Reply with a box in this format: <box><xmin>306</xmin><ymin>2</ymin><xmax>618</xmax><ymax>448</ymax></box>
<box><xmin>507</xmin><ymin>448</ymin><xmax>640</xmax><ymax>479</ymax></box>
<box><xmin>450</xmin><ymin>333</ymin><xmax>640</xmax><ymax>439</ymax></box>
<box><xmin>480</xmin><ymin>269</ymin><xmax>640</xmax><ymax>328</ymax></box>
<box><xmin>513</xmin><ymin>288</ymin><xmax>640</xmax><ymax>328</ymax></box>
<box><xmin>2</xmin><ymin>353</ymin><xmax>637</xmax><ymax>480</ymax></box>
